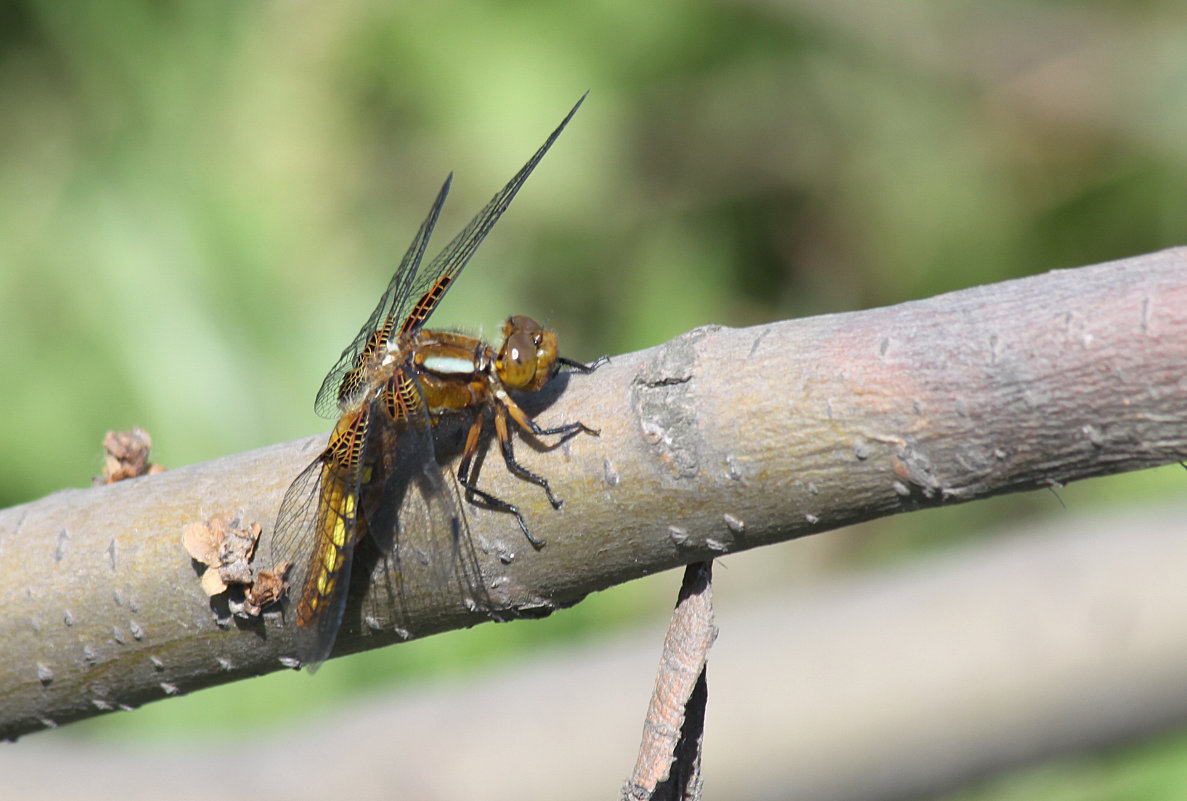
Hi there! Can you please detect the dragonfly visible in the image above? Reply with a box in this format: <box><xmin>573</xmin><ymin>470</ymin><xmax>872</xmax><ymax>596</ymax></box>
<box><xmin>270</xmin><ymin>96</ymin><xmax>600</xmax><ymax>670</ymax></box>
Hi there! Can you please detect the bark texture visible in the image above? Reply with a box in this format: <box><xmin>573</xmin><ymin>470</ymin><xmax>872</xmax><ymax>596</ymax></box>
<box><xmin>1</xmin><ymin>247</ymin><xmax>1184</xmax><ymax>739</ymax></box>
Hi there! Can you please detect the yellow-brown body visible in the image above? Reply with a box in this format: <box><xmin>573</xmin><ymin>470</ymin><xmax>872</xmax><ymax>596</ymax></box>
<box><xmin>294</xmin><ymin>315</ymin><xmax>574</xmax><ymax>630</ymax></box>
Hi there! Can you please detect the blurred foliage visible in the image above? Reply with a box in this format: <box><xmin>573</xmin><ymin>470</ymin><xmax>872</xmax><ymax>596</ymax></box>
<box><xmin>943</xmin><ymin>726</ymin><xmax>1187</xmax><ymax>801</ymax></box>
<box><xmin>3</xmin><ymin>0</ymin><xmax>1186</xmax><ymax>796</ymax></box>
<box><xmin>6</xmin><ymin>0</ymin><xmax>1187</xmax><ymax>508</ymax></box>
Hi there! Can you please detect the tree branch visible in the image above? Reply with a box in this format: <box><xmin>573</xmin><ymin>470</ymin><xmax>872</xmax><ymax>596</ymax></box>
<box><xmin>2</xmin><ymin>247</ymin><xmax>1185</xmax><ymax>739</ymax></box>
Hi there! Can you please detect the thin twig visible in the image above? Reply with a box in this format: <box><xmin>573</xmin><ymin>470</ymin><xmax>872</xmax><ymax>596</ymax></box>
<box><xmin>625</xmin><ymin>561</ymin><xmax>716</xmax><ymax>801</ymax></box>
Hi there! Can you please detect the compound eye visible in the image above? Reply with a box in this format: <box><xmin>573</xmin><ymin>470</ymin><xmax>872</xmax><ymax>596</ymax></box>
<box><xmin>505</xmin><ymin>315</ymin><xmax>541</xmax><ymax>338</ymax></box>
<box><xmin>500</xmin><ymin>330</ymin><xmax>538</xmax><ymax>389</ymax></box>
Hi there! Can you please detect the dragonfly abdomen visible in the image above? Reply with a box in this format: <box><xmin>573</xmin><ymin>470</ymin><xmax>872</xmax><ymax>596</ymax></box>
<box><xmin>298</xmin><ymin>413</ymin><xmax>372</xmax><ymax>627</ymax></box>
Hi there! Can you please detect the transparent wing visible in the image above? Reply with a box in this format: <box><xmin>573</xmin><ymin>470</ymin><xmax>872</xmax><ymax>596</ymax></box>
<box><xmin>314</xmin><ymin>93</ymin><xmax>586</xmax><ymax>418</ymax></box>
<box><xmin>394</xmin><ymin>94</ymin><xmax>587</xmax><ymax>339</ymax></box>
<box><xmin>359</xmin><ymin>446</ymin><xmax>490</xmax><ymax>639</ymax></box>
<box><xmin>357</xmin><ymin>369</ymin><xmax>490</xmax><ymax>639</ymax></box>
<box><xmin>314</xmin><ymin>176</ymin><xmax>452</xmax><ymax>419</ymax></box>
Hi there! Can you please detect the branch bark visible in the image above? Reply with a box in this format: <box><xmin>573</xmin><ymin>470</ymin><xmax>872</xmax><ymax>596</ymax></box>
<box><xmin>2</xmin><ymin>247</ymin><xmax>1185</xmax><ymax>739</ymax></box>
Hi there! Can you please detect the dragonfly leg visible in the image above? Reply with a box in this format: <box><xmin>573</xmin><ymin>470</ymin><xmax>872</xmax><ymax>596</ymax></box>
<box><xmin>558</xmin><ymin>354</ymin><xmax>609</xmax><ymax>374</ymax></box>
<box><xmin>502</xmin><ymin>389</ymin><xmax>600</xmax><ymax>441</ymax></box>
<box><xmin>533</xmin><ymin>419</ymin><xmax>598</xmax><ymax>439</ymax></box>
<box><xmin>527</xmin><ymin>353</ymin><xmax>606</xmax><ymax>438</ymax></box>
<box><xmin>492</xmin><ymin>404</ymin><xmax>566</xmax><ymax>510</ymax></box>
<box><xmin>456</xmin><ymin>407</ymin><xmax>543</xmax><ymax>547</ymax></box>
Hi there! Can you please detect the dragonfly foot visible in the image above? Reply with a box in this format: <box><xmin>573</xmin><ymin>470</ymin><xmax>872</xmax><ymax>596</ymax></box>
<box><xmin>516</xmin><ymin>513</ymin><xmax>545</xmax><ymax>549</ymax></box>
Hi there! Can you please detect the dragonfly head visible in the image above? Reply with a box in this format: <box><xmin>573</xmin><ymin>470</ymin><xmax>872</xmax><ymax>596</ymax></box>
<box><xmin>496</xmin><ymin>315</ymin><xmax>559</xmax><ymax>392</ymax></box>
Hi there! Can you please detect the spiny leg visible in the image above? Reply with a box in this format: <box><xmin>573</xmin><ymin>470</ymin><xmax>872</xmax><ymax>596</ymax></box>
<box><xmin>523</xmin><ymin>353</ymin><xmax>606</xmax><ymax>439</ymax></box>
<box><xmin>494</xmin><ymin>392</ymin><xmax>602</xmax><ymax>511</ymax></box>
<box><xmin>456</xmin><ymin>407</ymin><xmax>543</xmax><ymax>547</ymax></box>
<box><xmin>558</xmin><ymin>354</ymin><xmax>609</xmax><ymax>374</ymax></box>
<box><xmin>493</xmin><ymin>404</ymin><xmax>565</xmax><ymax>510</ymax></box>
<box><xmin>502</xmin><ymin>390</ymin><xmax>600</xmax><ymax>442</ymax></box>
<box><xmin>456</xmin><ymin>355</ymin><xmax>605</xmax><ymax>547</ymax></box>
<box><xmin>528</xmin><ymin>418</ymin><xmax>599</xmax><ymax>440</ymax></box>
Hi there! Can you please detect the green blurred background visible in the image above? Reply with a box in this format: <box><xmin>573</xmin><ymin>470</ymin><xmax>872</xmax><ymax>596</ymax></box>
<box><xmin>3</xmin><ymin>1</ymin><xmax>1187</xmax><ymax>798</ymax></box>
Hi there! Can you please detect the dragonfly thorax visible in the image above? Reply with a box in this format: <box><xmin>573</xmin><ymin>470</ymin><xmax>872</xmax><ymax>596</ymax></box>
<box><xmin>334</xmin><ymin>326</ymin><xmax>403</xmax><ymax>412</ymax></box>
